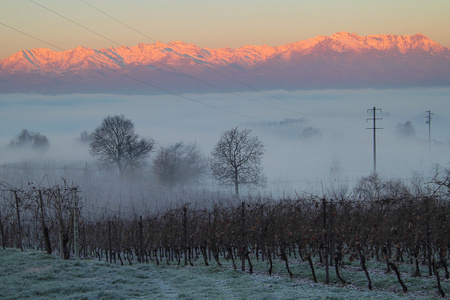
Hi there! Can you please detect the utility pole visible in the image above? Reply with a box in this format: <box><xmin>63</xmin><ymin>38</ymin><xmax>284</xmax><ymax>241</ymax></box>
<box><xmin>366</xmin><ymin>107</ymin><xmax>383</xmax><ymax>173</ymax></box>
<box><xmin>426</xmin><ymin>110</ymin><xmax>433</xmax><ymax>152</ymax></box>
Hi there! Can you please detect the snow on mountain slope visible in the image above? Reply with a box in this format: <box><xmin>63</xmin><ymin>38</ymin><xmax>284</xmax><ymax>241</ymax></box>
<box><xmin>0</xmin><ymin>32</ymin><xmax>449</xmax><ymax>93</ymax></box>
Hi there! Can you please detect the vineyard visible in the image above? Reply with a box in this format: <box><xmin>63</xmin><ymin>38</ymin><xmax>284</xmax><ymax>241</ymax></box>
<box><xmin>1</xmin><ymin>170</ymin><xmax>450</xmax><ymax>298</ymax></box>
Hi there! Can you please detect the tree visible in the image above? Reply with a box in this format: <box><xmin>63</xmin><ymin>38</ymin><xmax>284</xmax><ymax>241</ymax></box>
<box><xmin>301</xmin><ymin>126</ymin><xmax>321</xmax><ymax>138</ymax></box>
<box><xmin>153</xmin><ymin>142</ymin><xmax>208</xmax><ymax>187</ymax></box>
<box><xmin>89</xmin><ymin>115</ymin><xmax>154</xmax><ymax>178</ymax></box>
<box><xmin>9</xmin><ymin>129</ymin><xmax>49</xmax><ymax>151</ymax></box>
<box><xmin>353</xmin><ymin>173</ymin><xmax>411</xmax><ymax>201</ymax></box>
<box><xmin>210</xmin><ymin>127</ymin><xmax>266</xmax><ymax>197</ymax></box>
<box><xmin>78</xmin><ymin>130</ymin><xmax>93</xmax><ymax>144</ymax></box>
<box><xmin>395</xmin><ymin>121</ymin><xmax>415</xmax><ymax>138</ymax></box>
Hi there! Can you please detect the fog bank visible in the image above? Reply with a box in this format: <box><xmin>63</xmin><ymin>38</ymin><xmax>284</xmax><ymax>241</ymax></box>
<box><xmin>1</xmin><ymin>88</ymin><xmax>449</xmax><ymax>196</ymax></box>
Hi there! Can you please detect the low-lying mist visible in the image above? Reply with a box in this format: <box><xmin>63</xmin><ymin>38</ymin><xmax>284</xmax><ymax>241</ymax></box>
<box><xmin>1</xmin><ymin>88</ymin><xmax>449</xmax><ymax>208</ymax></box>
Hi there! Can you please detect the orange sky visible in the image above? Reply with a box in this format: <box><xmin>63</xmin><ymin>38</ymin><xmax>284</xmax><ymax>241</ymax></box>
<box><xmin>1</xmin><ymin>0</ymin><xmax>450</xmax><ymax>59</ymax></box>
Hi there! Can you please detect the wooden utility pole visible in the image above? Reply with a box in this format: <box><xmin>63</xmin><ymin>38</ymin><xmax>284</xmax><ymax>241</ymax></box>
<box><xmin>426</xmin><ymin>110</ymin><xmax>433</xmax><ymax>153</ymax></box>
<box><xmin>366</xmin><ymin>107</ymin><xmax>383</xmax><ymax>173</ymax></box>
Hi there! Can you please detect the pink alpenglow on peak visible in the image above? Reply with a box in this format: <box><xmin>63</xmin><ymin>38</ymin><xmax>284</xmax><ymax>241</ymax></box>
<box><xmin>0</xmin><ymin>32</ymin><xmax>449</xmax><ymax>94</ymax></box>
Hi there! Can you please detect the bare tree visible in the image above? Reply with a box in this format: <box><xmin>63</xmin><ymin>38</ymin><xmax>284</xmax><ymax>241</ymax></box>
<box><xmin>8</xmin><ymin>129</ymin><xmax>49</xmax><ymax>151</ymax></box>
<box><xmin>395</xmin><ymin>121</ymin><xmax>416</xmax><ymax>138</ymax></box>
<box><xmin>210</xmin><ymin>127</ymin><xmax>266</xmax><ymax>197</ymax></box>
<box><xmin>353</xmin><ymin>173</ymin><xmax>411</xmax><ymax>201</ymax></box>
<box><xmin>89</xmin><ymin>115</ymin><xmax>154</xmax><ymax>178</ymax></box>
<box><xmin>0</xmin><ymin>183</ymin><xmax>22</xmax><ymax>250</ymax></box>
<box><xmin>301</xmin><ymin>126</ymin><xmax>321</xmax><ymax>138</ymax></box>
<box><xmin>78</xmin><ymin>130</ymin><xmax>93</xmax><ymax>144</ymax></box>
<box><xmin>153</xmin><ymin>142</ymin><xmax>208</xmax><ymax>187</ymax></box>
<box><xmin>430</xmin><ymin>167</ymin><xmax>450</xmax><ymax>192</ymax></box>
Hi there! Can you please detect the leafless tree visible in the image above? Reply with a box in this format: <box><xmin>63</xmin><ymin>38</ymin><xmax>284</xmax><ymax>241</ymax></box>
<box><xmin>89</xmin><ymin>115</ymin><xmax>154</xmax><ymax>178</ymax></box>
<box><xmin>8</xmin><ymin>129</ymin><xmax>49</xmax><ymax>151</ymax></box>
<box><xmin>78</xmin><ymin>130</ymin><xmax>93</xmax><ymax>144</ymax></box>
<box><xmin>301</xmin><ymin>126</ymin><xmax>321</xmax><ymax>138</ymax></box>
<box><xmin>0</xmin><ymin>184</ymin><xmax>18</xmax><ymax>250</ymax></box>
<box><xmin>153</xmin><ymin>142</ymin><xmax>208</xmax><ymax>187</ymax></box>
<box><xmin>429</xmin><ymin>167</ymin><xmax>450</xmax><ymax>199</ymax></box>
<box><xmin>353</xmin><ymin>173</ymin><xmax>410</xmax><ymax>201</ymax></box>
<box><xmin>46</xmin><ymin>179</ymin><xmax>80</xmax><ymax>259</ymax></box>
<box><xmin>210</xmin><ymin>127</ymin><xmax>266</xmax><ymax>197</ymax></box>
<box><xmin>395</xmin><ymin>121</ymin><xmax>415</xmax><ymax>138</ymax></box>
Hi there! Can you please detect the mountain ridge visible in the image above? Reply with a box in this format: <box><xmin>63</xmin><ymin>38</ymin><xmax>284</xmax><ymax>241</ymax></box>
<box><xmin>1</xmin><ymin>32</ymin><xmax>449</xmax><ymax>94</ymax></box>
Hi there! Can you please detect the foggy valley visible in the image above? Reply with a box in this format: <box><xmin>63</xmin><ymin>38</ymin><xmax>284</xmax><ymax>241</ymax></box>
<box><xmin>1</xmin><ymin>87</ymin><xmax>449</xmax><ymax>210</ymax></box>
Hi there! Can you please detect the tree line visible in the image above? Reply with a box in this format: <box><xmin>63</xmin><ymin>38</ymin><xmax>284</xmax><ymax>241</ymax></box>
<box><xmin>7</xmin><ymin>115</ymin><xmax>266</xmax><ymax>196</ymax></box>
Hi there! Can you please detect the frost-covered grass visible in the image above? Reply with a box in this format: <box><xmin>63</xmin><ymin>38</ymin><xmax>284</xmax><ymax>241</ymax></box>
<box><xmin>0</xmin><ymin>249</ymin><xmax>448</xmax><ymax>299</ymax></box>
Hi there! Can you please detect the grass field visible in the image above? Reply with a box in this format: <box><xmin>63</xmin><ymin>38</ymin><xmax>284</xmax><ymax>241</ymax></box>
<box><xmin>0</xmin><ymin>249</ymin><xmax>448</xmax><ymax>299</ymax></box>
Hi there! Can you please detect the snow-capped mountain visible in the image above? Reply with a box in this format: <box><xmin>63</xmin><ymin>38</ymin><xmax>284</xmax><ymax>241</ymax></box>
<box><xmin>1</xmin><ymin>32</ymin><xmax>449</xmax><ymax>94</ymax></box>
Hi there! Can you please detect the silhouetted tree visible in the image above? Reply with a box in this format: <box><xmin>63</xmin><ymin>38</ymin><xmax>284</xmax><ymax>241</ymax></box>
<box><xmin>210</xmin><ymin>127</ymin><xmax>266</xmax><ymax>197</ymax></box>
<box><xmin>153</xmin><ymin>142</ymin><xmax>208</xmax><ymax>187</ymax></box>
<box><xmin>395</xmin><ymin>121</ymin><xmax>415</xmax><ymax>137</ymax></box>
<box><xmin>353</xmin><ymin>173</ymin><xmax>411</xmax><ymax>201</ymax></box>
<box><xmin>9</xmin><ymin>129</ymin><xmax>49</xmax><ymax>151</ymax></box>
<box><xmin>89</xmin><ymin>115</ymin><xmax>154</xmax><ymax>178</ymax></box>
<box><xmin>301</xmin><ymin>126</ymin><xmax>321</xmax><ymax>138</ymax></box>
<box><xmin>78</xmin><ymin>130</ymin><xmax>93</xmax><ymax>144</ymax></box>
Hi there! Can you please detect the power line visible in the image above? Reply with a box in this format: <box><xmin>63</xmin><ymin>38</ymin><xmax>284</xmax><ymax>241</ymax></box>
<box><xmin>20</xmin><ymin>2</ymin><xmax>303</xmax><ymax>123</ymax></box>
<box><xmin>0</xmin><ymin>21</ymin><xmax>282</xmax><ymax>126</ymax></box>
<box><xmin>79</xmin><ymin>0</ymin><xmax>158</xmax><ymax>44</ymax></box>
<box><xmin>79</xmin><ymin>60</ymin><xmax>276</xmax><ymax>124</ymax></box>
<box><xmin>77</xmin><ymin>0</ymin><xmax>357</xmax><ymax>119</ymax></box>
<box><xmin>0</xmin><ymin>22</ymin><xmax>65</xmax><ymax>52</ymax></box>
<box><xmin>5</xmin><ymin>1</ymin><xmax>360</xmax><ymax>130</ymax></box>
<box><xmin>30</xmin><ymin>0</ymin><xmax>322</xmax><ymax>119</ymax></box>
<box><xmin>30</xmin><ymin>0</ymin><xmax>295</xmax><ymax>116</ymax></box>
<box><xmin>29</xmin><ymin>0</ymin><xmax>121</xmax><ymax>47</ymax></box>
<box><xmin>17</xmin><ymin>1</ymin><xmax>348</xmax><ymax>129</ymax></box>
<box><xmin>202</xmin><ymin>65</ymin><xmax>352</xmax><ymax>117</ymax></box>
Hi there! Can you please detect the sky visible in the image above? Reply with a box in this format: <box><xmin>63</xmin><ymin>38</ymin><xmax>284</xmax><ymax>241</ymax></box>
<box><xmin>1</xmin><ymin>0</ymin><xmax>450</xmax><ymax>60</ymax></box>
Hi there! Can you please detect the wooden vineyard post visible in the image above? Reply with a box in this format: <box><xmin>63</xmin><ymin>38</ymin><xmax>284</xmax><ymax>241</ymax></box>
<box><xmin>139</xmin><ymin>216</ymin><xmax>144</xmax><ymax>263</ymax></box>
<box><xmin>323</xmin><ymin>198</ymin><xmax>329</xmax><ymax>284</ymax></box>
<box><xmin>329</xmin><ymin>199</ymin><xmax>335</xmax><ymax>267</ymax></box>
<box><xmin>108</xmin><ymin>219</ymin><xmax>112</xmax><ymax>263</ymax></box>
<box><xmin>425</xmin><ymin>197</ymin><xmax>432</xmax><ymax>276</ymax></box>
<box><xmin>13</xmin><ymin>191</ymin><xmax>23</xmax><ymax>252</ymax></box>
<box><xmin>73</xmin><ymin>188</ymin><xmax>79</xmax><ymax>260</ymax></box>
<box><xmin>183</xmin><ymin>205</ymin><xmax>188</xmax><ymax>266</ymax></box>
<box><xmin>241</xmin><ymin>201</ymin><xmax>246</xmax><ymax>272</ymax></box>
